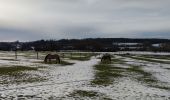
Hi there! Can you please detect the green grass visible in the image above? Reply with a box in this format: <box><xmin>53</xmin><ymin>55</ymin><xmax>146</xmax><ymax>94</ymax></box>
<box><xmin>16</xmin><ymin>77</ymin><xmax>45</xmax><ymax>83</ymax></box>
<box><xmin>127</xmin><ymin>65</ymin><xmax>158</xmax><ymax>84</ymax></box>
<box><xmin>151</xmin><ymin>85</ymin><xmax>170</xmax><ymax>90</ymax></box>
<box><xmin>140</xmin><ymin>55</ymin><xmax>170</xmax><ymax>60</ymax></box>
<box><xmin>91</xmin><ymin>57</ymin><xmax>126</xmax><ymax>86</ymax></box>
<box><xmin>165</xmin><ymin>68</ymin><xmax>170</xmax><ymax>70</ymax></box>
<box><xmin>67</xmin><ymin>53</ymin><xmax>98</xmax><ymax>61</ymax></box>
<box><xmin>67</xmin><ymin>90</ymin><xmax>112</xmax><ymax>100</ymax></box>
<box><xmin>0</xmin><ymin>75</ymin><xmax>46</xmax><ymax>84</ymax></box>
<box><xmin>125</xmin><ymin>55</ymin><xmax>170</xmax><ymax>64</ymax></box>
<box><xmin>93</xmin><ymin>54</ymin><xmax>170</xmax><ymax>90</ymax></box>
<box><xmin>126</xmin><ymin>65</ymin><xmax>170</xmax><ymax>90</ymax></box>
<box><xmin>111</xmin><ymin>58</ymin><xmax>125</xmax><ymax>64</ymax></box>
<box><xmin>69</xmin><ymin>90</ymin><xmax>98</xmax><ymax>97</ymax></box>
<box><xmin>91</xmin><ymin>63</ymin><xmax>124</xmax><ymax>86</ymax></box>
<box><xmin>0</xmin><ymin>59</ymin><xmax>18</xmax><ymax>61</ymax></box>
<box><xmin>0</xmin><ymin>66</ymin><xmax>38</xmax><ymax>75</ymax></box>
<box><xmin>69</xmin><ymin>56</ymin><xmax>91</xmax><ymax>61</ymax></box>
<box><xmin>60</xmin><ymin>60</ymin><xmax>74</xmax><ymax>65</ymax></box>
<box><xmin>0</xmin><ymin>66</ymin><xmax>46</xmax><ymax>84</ymax></box>
<box><xmin>40</xmin><ymin>60</ymin><xmax>74</xmax><ymax>66</ymax></box>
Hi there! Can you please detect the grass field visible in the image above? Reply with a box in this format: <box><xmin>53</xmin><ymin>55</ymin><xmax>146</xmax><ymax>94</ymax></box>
<box><xmin>0</xmin><ymin>51</ymin><xmax>169</xmax><ymax>99</ymax></box>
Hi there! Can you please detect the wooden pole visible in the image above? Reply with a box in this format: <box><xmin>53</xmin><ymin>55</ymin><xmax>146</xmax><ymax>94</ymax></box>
<box><xmin>37</xmin><ymin>52</ymin><xmax>39</xmax><ymax>59</ymax></box>
<box><xmin>80</xmin><ymin>53</ymin><xmax>81</xmax><ymax>58</ymax></box>
<box><xmin>15</xmin><ymin>50</ymin><xmax>17</xmax><ymax>60</ymax></box>
<box><xmin>63</xmin><ymin>53</ymin><xmax>64</xmax><ymax>58</ymax></box>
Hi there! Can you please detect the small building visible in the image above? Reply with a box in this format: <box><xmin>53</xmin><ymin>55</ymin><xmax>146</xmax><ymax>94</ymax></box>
<box><xmin>152</xmin><ymin>44</ymin><xmax>160</xmax><ymax>48</ymax></box>
<box><xmin>113</xmin><ymin>42</ymin><xmax>142</xmax><ymax>50</ymax></box>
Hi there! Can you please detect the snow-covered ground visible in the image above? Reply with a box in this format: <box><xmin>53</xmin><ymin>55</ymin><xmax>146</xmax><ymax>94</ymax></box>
<box><xmin>0</xmin><ymin>52</ymin><xmax>100</xmax><ymax>99</ymax></box>
<box><xmin>72</xmin><ymin>55</ymin><xmax>170</xmax><ymax>100</ymax></box>
<box><xmin>123</xmin><ymin>56</ymin><xmax>170</xmax><ymax>84</ymax></box>
<box><xmin>0</xmin><ymin>51</ymin><xmax>169</xmax><ymax>100</ymax></box>
<box><xmin>113</xmin><ymin>51</ymin><xmax>170</xmax><ymax>55</ymax></box>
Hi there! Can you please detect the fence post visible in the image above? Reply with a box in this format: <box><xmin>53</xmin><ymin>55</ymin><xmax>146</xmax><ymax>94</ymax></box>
<box><xmin>63</xmin><ymin>53</ymin><xmax>64</xmax><ymax>58</ymax></box>
<box><xmin>80</xmin><ymin>53</ymin><xmax>81</xmax><ymax>58</ymax></box>
<box><xmin>15</xmin><ymin>50</ymin><xmax>17</xmax><ymax>60</ymax></box>
<box><xmin>37</xmin><ymin>52</ymin><xmax>39</xmax><ymax>59</ymax></box>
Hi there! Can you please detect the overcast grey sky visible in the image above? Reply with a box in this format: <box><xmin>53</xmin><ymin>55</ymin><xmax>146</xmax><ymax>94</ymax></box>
<box><xmin>0</xmin><ymin>0</ymin><xmax>170</xmax><ymax>41</ymax></box>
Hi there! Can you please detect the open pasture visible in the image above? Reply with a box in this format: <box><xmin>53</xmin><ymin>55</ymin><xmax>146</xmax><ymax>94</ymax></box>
<box><xmin>0</xmin><ymin>51</ymin><xmax>169</xmax><ymax>100</ymax></box>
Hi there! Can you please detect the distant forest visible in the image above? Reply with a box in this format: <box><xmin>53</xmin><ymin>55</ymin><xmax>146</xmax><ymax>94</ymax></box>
<box><xmin>0</xmin><ymin>38</ymin><xmax>170</xmax><ymax>52</ymax></box>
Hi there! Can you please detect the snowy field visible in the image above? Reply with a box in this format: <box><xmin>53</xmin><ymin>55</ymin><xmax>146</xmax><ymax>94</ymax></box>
<box><xmin>0</xmin><ymin>51</ymin><xmax>169</xmax><ymax>100</ymax></box>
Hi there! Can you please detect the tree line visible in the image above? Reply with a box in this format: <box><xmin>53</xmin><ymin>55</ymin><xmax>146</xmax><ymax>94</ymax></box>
<box><xmin>0</xmin><ymin>38</ymin><xmax>170</xmax><ymax>52</ymax></box>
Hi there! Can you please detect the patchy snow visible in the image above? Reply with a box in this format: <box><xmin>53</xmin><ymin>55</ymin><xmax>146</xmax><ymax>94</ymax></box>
<box><xmin>112</xmin><ymin>51</ymin><xmax>170</xmax><ymax>55</ymax></box>
<box><xmin>114</xmin><ymin>64</ymin><xmax>130</xmax><ymax>69</ymax></box>
<box><xmin>77</xmin><ymin>77</ymin><xmax>170</xmax><ymax>100</ymax></box>
<box><xmin>0</xmin><ymin>56</ymin><xmax>99</xmax><ymax>99</ymax></box>
<box><xmin>0</xmin><ymin>52</ymin><xmax>170</xmax><ymax>99</ymax></box>
<box><xmin>132</xmin><ymin>56</ymin><xmax>170</xmax><ymax>62</ymax></box>
<box><xmin>123</xmin><ymin>56</ymin><xmax>170</xmax><ymax>84</ymax></box>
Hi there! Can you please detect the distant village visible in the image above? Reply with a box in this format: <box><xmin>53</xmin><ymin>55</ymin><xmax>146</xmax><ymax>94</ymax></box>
<box><xmin>0</xmin><ymin>38</ymin><xmax>170</xmax><ymax>52</ymax></box>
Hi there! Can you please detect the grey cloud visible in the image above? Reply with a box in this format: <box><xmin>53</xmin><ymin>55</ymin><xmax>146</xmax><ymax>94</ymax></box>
<box><xmin>0</xmin><ymin>27</ymin><xmax>44</xmax><ymax>41</ymax></box>
<box><xmin>0</xmin><ymin>0</ymin><xmax>170</xmax><ymax>41</ymax></box>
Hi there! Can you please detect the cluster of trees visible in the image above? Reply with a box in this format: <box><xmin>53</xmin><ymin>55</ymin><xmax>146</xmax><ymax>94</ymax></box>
<box><xmin>0</xmin><ymin>42</ymin><xmax>13</xmax><ymax>51</ymax></box>
<box><xmin>0</xmin><ymin>38</ymin><xmax>170</xmax><ymax>52</ymax></box>
<box><xmin>21</xmin><ymin>39</ymin><xmax>107</xmax><ymax>52</ymax></box>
